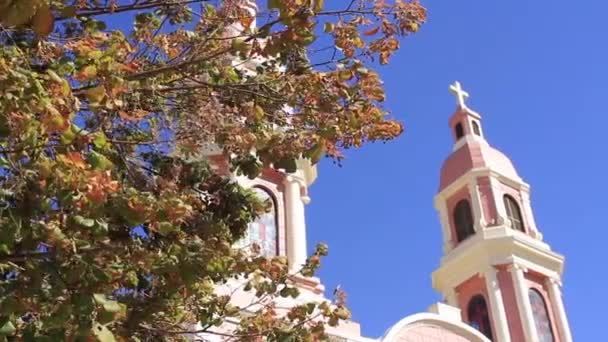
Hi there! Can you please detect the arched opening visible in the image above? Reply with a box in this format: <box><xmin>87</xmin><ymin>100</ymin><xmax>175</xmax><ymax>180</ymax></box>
<box><xmin>529</xmin><ymin>288</ymin><xmax>555</xmax><ymax>342</ymax></box>
<box><xmin>453</xmin><ymin>199</ymin><xmax>475</xmax><ymax>242</ymax></box>
<box><xmin>455</xmin><ymin>122</ymin><xmax>465</xmax><ymax>140</ymax></box>
<box><xmin>472</xmin><ymin>121</ymin><xmax>481</xmax><ymax>136</ymax></box>
<box><xmin>235</xmin><ymin>187</ymin><xmax>279</xmax><ymax>257</ymax></box>
<box><xmin>467</xmin><ymin>295</ymin><xmax>493</xmax><ymax>340</ymax></box>
<box><xmin>503</xmin><ymin>195</ymin><xmax>524</xmax><ymax>232</ymax></box>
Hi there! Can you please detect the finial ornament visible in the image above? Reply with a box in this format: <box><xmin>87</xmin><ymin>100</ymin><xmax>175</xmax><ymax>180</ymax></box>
<box><xmin>449</xmin><ymin>81</ymin><xmax>470</xmax><ymax>109</ymax></box>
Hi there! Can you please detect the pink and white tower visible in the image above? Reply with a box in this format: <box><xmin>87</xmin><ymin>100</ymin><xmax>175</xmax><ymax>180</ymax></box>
<box><xmin>431</xmin><ymin>82</ymin><xmax>573</xmax><ymax>342</ymax></box>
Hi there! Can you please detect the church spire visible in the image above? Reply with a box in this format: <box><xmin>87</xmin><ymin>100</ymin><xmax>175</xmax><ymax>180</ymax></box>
<box><xmin>447</xmin><ymin>81</ymin><xmax>485</xmax><ymax>149</ymax></box>
<box><xmin>432</xmin><ymin>82</ymin><xmax>572</xmax><ymax>342</ymax></box>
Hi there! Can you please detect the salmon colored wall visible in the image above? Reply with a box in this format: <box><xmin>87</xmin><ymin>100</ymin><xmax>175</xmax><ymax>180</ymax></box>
<box><xmin>496</xmin><ymin>266</ymin><xmax>525</xmax><ymax>342</ymax></box>
<box><xmin>446</xmin><ymin>187</ymin><xmax>472</xmax><ymax>247</ymax></box>
<box><xmin>439</xmin><ymin>145</ymin><xmax>476</xmax><ymax>190</ymax></box>
<box><xmin>476</xmin><ymin>176</ymin><xmax>497</xmax><ymax>226</ymax></box>
<box><xmin>456</xmin><ymin>275</ymin><xmax>496</xmax><ymax>341</ymax></box>
<box><xmin>525</xmin><ymin>272</ymin><xmax>562</xmax><ymax>342</ymax></box>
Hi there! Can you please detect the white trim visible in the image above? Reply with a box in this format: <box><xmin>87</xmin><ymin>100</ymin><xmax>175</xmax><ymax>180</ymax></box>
<box><xmin>519</xmin><ymin>188</ymin><xmax>542</xmax><ymax>240</ymax></box>
<box><xmin>508</xmin><ymin>264</ymin><xmax>539</xmax><ymax>342</ymax></box>
<box><xmin>381</xmin><ymin>312</ymin><xmax>491</xmax><ymax>342</ymax></box>
<box><xmin>436</xmin><ymin>168</ymin><xmax>530</xmax><ymax>204</ymax></box>
<box><xmin>284</xmin><ymin>175</ymin><xmax>308</xmax><ymax>271</ymax></box>
<box><xmin>483</xmin><ymin>266</ymin><xmax>511</xmax><ymax>342</ymax></box>
<box><xmin>435</xmin><ymin>200</ymin><xmax>453</xmax><ymax>253</ymax></box>
<box><xmin>489</xmin><ymin>176</ymin><xmax>508</xmax><ymax>226</ymax></box>
<box><xmin>468</xmin><ymin>179</ymin><xmax>486</xmax><ymax>231</ymax></box>
<box><xmin>545</xmin><ymin>277</ymin><xmax>573</xmax><ymax>342</ymax></box>
<box><xmin>444</xmin><ymin>288</ymin><xmax>459</xmax><ymax>307</ymax></box>
<box><xmin>432</xmin><ymin>226</ymin><xmax>564</xmax><ymax>293</ymax></box>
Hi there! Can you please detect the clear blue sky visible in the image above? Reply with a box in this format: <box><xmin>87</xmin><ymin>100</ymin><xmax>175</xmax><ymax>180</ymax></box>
<box><xmin>307</xmin><ymin>1</ymin><xmax>608</xmax><ymax>340</ymax></box>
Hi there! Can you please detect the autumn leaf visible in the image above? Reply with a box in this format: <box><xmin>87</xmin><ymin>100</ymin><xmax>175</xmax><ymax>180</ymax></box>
<box><xmin>31</xmin><ymin>1</ymin><xmax>54</xmax><ymax>36</ymax></box>
<box><xmin>84</xmin><ymin>85</ymin><xmax>107</xmax><ymax>104</ymax></box>
<box><xmin>0</xmin><ymin>0</ymin><xmax>426</xmax><ymax>339</ymax></box>
<box><xmin>58</xmin><ymin>152</ymin><xmax>87</xmax><ymax>169</ymax></box>
<box><xmin>363</xmin><ymin>27</ymin><xmax>380</xmax><ymax>36</ymax></box>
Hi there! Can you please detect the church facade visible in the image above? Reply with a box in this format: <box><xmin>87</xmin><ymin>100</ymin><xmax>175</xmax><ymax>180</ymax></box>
<box><xmin>200</xmin><ymin>81</ymin><xmax>572</xmax><ymax>342</ymax></box>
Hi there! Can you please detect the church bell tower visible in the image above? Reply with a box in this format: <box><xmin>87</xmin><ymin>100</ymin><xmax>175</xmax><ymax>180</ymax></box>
<box><xmin>431</xmin><ymin>82</ymin><xmax>573</xmax><ymax>342</ymax></box>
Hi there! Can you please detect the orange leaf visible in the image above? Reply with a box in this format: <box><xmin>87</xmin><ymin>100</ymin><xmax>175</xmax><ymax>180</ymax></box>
<box><xmin>58</xmin><ymin>152</ymin><xmax>87</xmax><ymax>169</ymax></box>
<box><xmin>119</xmin><ymin>109</ymin><xmax>150</xmax><ymax>122</ymax></box>
<box><xmin>363</xmin><ymin>27</ymin><xmax>380</xmax><ymax>36</ymax></box>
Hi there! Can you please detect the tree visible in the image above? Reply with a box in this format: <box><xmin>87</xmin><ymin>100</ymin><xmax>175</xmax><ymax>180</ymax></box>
<box><xmin>0</xmin><ymin>0</ymin><xmax>426</xmax><ymax>340</ymax></box>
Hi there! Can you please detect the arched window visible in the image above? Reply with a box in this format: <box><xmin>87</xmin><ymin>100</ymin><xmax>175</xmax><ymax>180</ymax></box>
<box><xmin>455</xmin><ymin>122</ymin><xmax>465</xmax><ymax>139</ymax></box>
<box><xmin>503</xmin><ymin>195</ymin><xmax>524</xmax><ymax>232</ymax></box>
<box><xmin>235</xmin><ymin>187</ymin><xmax>278</xmax><ymax>257</ymax></box>
<box><xmin>529</xmin><ymin>289</ymin><xmax>555</xmax><ymax>342</ymax></box>
<box><xmin>453</xmin><ymin>199</ymin><xmax>475</xmax><ymax>242</ymax></box>
<box><xmin>467</xmin><ymin>295</ymin><xmax>493</xmax><ymax>340</ymax></box>
<box><xmin>472</xmin><ymin>121</ymin><xmax>481</xmax><ymax>136</ymax></box>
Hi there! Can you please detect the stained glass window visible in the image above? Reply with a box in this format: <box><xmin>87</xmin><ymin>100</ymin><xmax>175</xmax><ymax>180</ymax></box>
<box><xmin>454</xmin><ymin>199</ymin><xmax>475</xmax><ymax>242</ymax></box>
<box><xmin>235</xmin><ymin>187</ymin><xmax>278</xmax><ymax>257</ymax></box>
<box><xmin>529</xmin><ymin>288</ymin><xmax>555</xmax><ymax>342</ymax></box>
<box><xmin>503</xmin><ymin>195</ymin><xmax>525</xmax><ymax>232</ymax></box>
<box><xmin>467</xmin><ymin>295</ymin><xmax>494</xmax><ymax>340</ymax></box>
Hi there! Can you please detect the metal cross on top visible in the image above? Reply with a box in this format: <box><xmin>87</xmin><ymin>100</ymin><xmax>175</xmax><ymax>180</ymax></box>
<box><xmin>449</xmin><ymin>81</ymin><xmax>469</xmax><ymax>109</ymax></box>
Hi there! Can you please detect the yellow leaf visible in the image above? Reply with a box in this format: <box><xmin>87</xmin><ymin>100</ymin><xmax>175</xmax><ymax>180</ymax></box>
<box><xmin>84</xmin><ymin>86</ymin><xmax>106</xmax><ymax>104</ymax></box>
<box><xmin>312</xmin><ymin>0</ymin><xmax>324</xmax><ymax>13</ymax></box>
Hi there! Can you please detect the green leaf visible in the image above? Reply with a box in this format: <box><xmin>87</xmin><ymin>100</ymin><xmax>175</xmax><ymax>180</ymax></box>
<box><xmin>93</xmin><ymin>133</ymin><xmax>108</xmax><ymax>148</ymax></box>
<box><xmin>73</xmin><ymin>215</ymin><xmax>95</xmax><ymax>227</ymax></box>
<box><xmin>87</xmin><ymin>150</ymin><xmax>113</xmax><ymax>170</ymax></box>
<box><xmin>0</xmin><ymin>320</ymin><xmax>15</xmax><ymax>335</ymax></box>
<box><xmin>268</xmin><ymin>0</ymin><xmax>281</xmax><ymax>10</ymax></box>
<box><xmin>158</xmin><ymin>222</ymin><xmax>175</xmax><ymax>236</ymax></box>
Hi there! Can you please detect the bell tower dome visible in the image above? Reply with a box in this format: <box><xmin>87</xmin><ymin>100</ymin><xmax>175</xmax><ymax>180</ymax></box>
<box><xmin>431</xmin><ymin>82</ymin><xmax>573</xmax><ymax>342</ymax></box>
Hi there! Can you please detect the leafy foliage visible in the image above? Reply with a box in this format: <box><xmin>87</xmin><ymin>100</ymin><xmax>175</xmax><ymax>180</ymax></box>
<box><xmin>0</xmin><ymin>0</ymin><xmax>426</xmax><ymax>340</ymax></box>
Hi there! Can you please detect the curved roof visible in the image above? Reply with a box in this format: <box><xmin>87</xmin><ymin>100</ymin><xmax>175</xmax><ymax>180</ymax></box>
<box><xmin>381</xmin><ymin>312</ymin><xmax>491</xmax><ymax>342</ymax></box>
<box><xmin>439</xmin><ymin>141</ymin><xmax>520</xmax><ymax>191</ymax></box>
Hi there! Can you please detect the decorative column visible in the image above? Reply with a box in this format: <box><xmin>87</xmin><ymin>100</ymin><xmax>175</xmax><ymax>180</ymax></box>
<box><xmin>468</xmin><ymin>180</ymin><xmax>486</xmax><ymax>231</ymax></box>
<box><xmin>519</xmin><ymin>188</ymin><xmax>542</xmax><ymax>240</ymax></box>
<box><xmin>284</xmin><ymin>175</ymin><xmax>308</xmax><ymax>272</ymax></box>
<box><xmin>435</xmin><ymin>198</ymin><xmax>453</xmax><ymax>253</ymax></box>
<box><xmin>508</xmin><ymin>264</ymin><xmax>539</xmax><ymax>342</ymax></box>
<box><xmin>545</xmin><ymin>277</ymin><xmax>573</xmax><ymax>342</ymax></box>
<box><xmin>444</xmin><ymin>288</ymin><xmax>458</xmax><ymax>307</ymax></box>
<box><xmin>489</xmin><ymin>177</ymin><xmax>508</xmax><ymax>226</ymax></box>
<box><xmin>484</xmin><ymin>267</ymin><xmax>511</xmax><ymax>342</ymax></box>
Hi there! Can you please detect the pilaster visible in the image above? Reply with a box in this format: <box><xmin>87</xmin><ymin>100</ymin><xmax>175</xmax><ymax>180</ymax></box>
<box><xmin>489</xmin><ymin>177</ymin><xmax>508</xmax><ymax>226</ymax></box>
<box><xmin>468</xmin><ymin>179</ymin><xmax>487</xmax><ymax>231</ymax></box>
<box><xmin>283</xmin><ymin>174</ymin><xmax>308</xmax><ymax>272</ymax></box>
<box><xmin>435</xmin><ymin>197</ymin><xmax>453</xmax><ymax>253</ymax></box>
<box><xmin>483</xmin><ymin>266</ymin><xmax>511</xmax><ymax>342</ymax></box>
<box><xmin>545</xmin><ymin>277</ymin><xmax>572</xmax><ymax>342</ymax></box>
<box><xmin>519</xmin><ymin>189</ymin><xmax>542</xmax><ymax>240</ymax></box>
<box><xmin>508</xmin><ymin>264</ymin><xmax>539</xmax><ymax>342</ymax></box>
